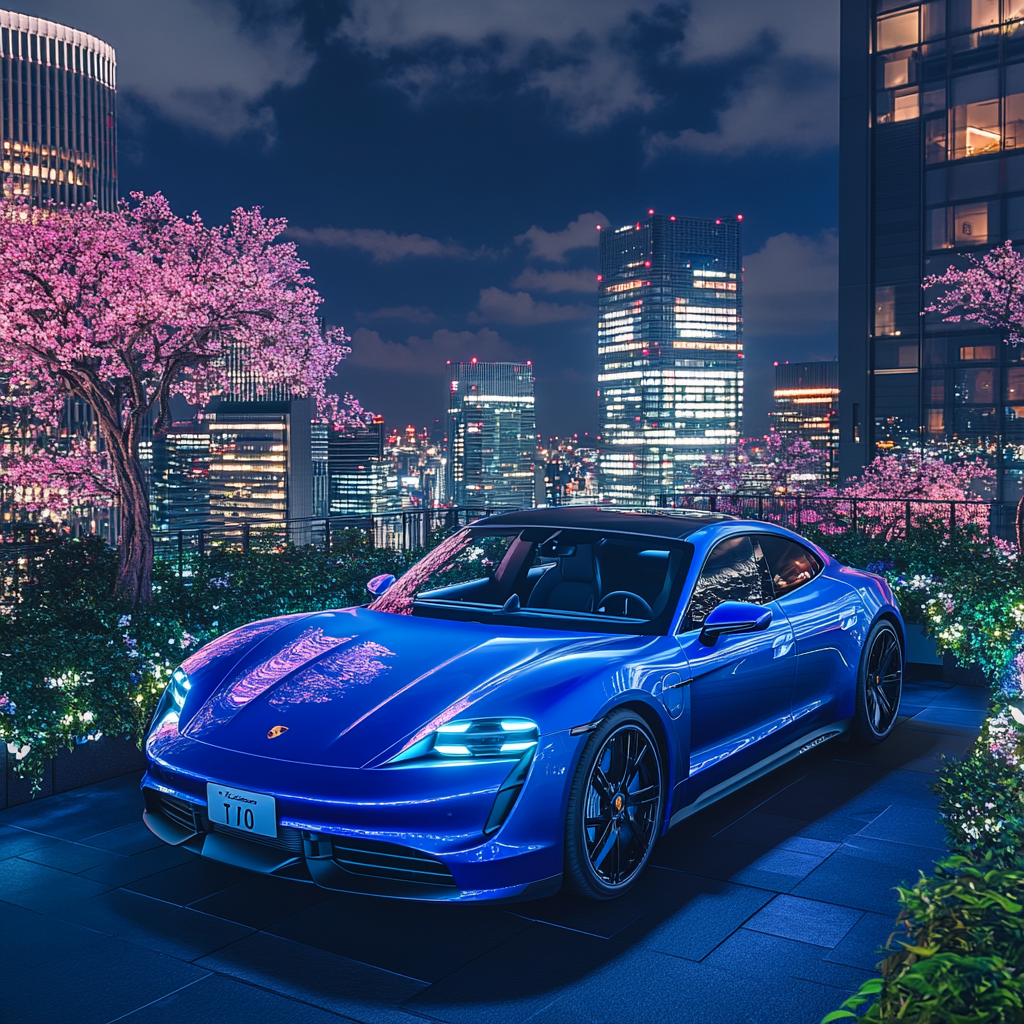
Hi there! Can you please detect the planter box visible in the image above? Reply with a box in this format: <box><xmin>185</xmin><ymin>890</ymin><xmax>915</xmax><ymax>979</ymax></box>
<box><xmin>905</xmin><ymin>623</ymin><xmax>941</xmax><ymax>666</ymax></box>
<box><xmin>1</xmin><ymin>735</ymin><xmax>146</xmax><ymax>810</ymax></box>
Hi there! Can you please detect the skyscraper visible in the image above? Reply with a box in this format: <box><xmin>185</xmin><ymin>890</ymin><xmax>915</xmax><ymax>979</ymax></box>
<box><xmin>772</xmin><ymin>360</ymin><xmax>840</xmax><ymax>484</ymax></box>
<box><xmin>327</xmin><ymin>416</ymin><xmax>391</xmax><ymax>516</ymax></box>
<box><xmin>446</xmin><ymin>360</ymin><xmax>536</xmax><ymax>508</ymax></box>
<box><xmin>151</xmin><ymin>422</ymin><xmax>212</xmax><ymax>534</ymax></box>
<box><xmin>0</xmin><ymin>10</ymin><xmax>117</xmax><ymax>210</ymax></box>
<box><xmin>840</xmin><ymin>0</ymin><xmax>1024</xmax><ymax>501</ymax></box>
<box><xmin>597</xmin><ymin>212</ymin><xmax>743</xmax><ymax>505</ymax></box>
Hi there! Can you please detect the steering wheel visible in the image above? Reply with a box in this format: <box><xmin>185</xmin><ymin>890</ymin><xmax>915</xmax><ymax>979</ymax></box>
<box><xmin>596</xmin><ymin>591</ymin><xmax>654</xmax><ymax>618</ymax></box>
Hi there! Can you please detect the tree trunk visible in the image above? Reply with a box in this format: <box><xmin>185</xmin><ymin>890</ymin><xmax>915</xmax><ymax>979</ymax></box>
<box><xmin>113</xmin><ymin>455</ymin><xmax>154</xmax><ymax>605</ymax></box>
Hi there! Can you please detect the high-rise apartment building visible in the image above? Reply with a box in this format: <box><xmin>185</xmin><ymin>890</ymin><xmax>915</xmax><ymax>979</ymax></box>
<box><xmin>1</xmin><ymin>10</ymin><xmax>117</xmax><ymax>209</ymax></box>
<box><xmin>840</xmin><ymin>0</ymin><xmax>1024</xmax><ymax>501</ymax></box>
<box><xmin>328</xmin><ymin>416</ymin><xmax>391</xmax><ymax>516</ymax></box>
<box><xmin>446</xmin><ymin>360</ymin><xmax>536</xmax><ymax>508</ymax></box>
<box><xmin>206</xmin><ymin>398</ymin><xmax>314</xmax><ymax>525</ymax></box>
<box><xmin>772</xmin><ymin>361</ymin><xmax>840</xmax><ymax>483</ymax></box>
<box><xmin>151</xmin><ymin>422</ymin><xmax>212</xmax><ymax>533</ymax></box>
<box><xmin>598</xmin><ymin>212</ymin><xmax>743</xmax><ymax>504</ymax></box>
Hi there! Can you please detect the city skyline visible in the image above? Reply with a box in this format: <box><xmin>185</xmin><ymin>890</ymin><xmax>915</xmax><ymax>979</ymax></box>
<box><xmin>10</xmin><ymin>0</ymin><xmax>842</xmax><ymax>442</ymax></box>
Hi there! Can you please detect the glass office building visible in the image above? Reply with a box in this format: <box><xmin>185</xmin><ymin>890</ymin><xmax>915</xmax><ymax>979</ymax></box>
<box><xmin>772</xmin><ymin>360</ymin><xmax>841</xmax><ymax>484</ymax></box>
<box><xmin>328</xmin><ymin>416</ymin><xmax>392</xmax><ymax>516</ymax></box>
<box><xmin>151</xmin><ymin>423</ymin><xmax>212</xmax><ymax>533</ymax></box>
<box><xmin>597</xmin><ymin>213</ymin><xmax>743</xmax><ymax>504</ymax></box>
<box><xmin>0</xmin><ymin>10</ymin><xmax>117</xmax><ymax>210</ymax></box>
<box><xmin>446</xmin><ymin>361</ymin><xmax>536</xmax><ymax>508</ymax></box>
<box><xmin>840</xmin><ymin>0</ymin><xmax>1024</xmax><ymax>500</ymax></box>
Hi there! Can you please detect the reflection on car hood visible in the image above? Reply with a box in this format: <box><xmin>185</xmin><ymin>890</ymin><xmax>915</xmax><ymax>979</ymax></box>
<box><xmin>181</xmin><ymin>608</ymin><xmax>619</xmax><ymax>768</ymax></box>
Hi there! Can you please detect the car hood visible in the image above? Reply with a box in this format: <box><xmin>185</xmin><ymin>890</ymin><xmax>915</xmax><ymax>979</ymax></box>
<box><xmin>180</xmin><ymin>607</ymin><xmax>621</xmax><ymax>768</ymax></box>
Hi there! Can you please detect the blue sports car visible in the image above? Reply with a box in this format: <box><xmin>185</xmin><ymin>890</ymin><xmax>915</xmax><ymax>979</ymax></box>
<box><xmin>142</xmin><ymin>507</ymin><xmax>905</xmax><ymax>902</ymax></box>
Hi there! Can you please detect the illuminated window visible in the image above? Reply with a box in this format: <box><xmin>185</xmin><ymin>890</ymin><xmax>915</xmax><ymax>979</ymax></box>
<box><xmin>954</xmin><ymin>202</ymin><xmax>988</xmax><ymax>243</ymax></box>
<box><xmin>970</xmin><ymin>0</ymin><xmax>998</xmax><ymax>27</ymax></box>
<box><xmin>877</xmin><ymin>9</ymin><xmax>920</xmax><ymax>50</ymax></box>
<box><xmin>927</xmin><ymin>409</ymin><xmax>945</xmax><ymax>433</ymax></box>
<box><xmin>960</xmin><ymin>345</ymin><xmax>997</xmax><ymax>359</ymax></box>
<box><xmin>874</xmin><ymin>285</ymin><xmax>896</xmax><ymax>336</ymax></box>
<box><xmin>950</xmin><ymin>71</ymin><xmax>1000</xmax><ymax>159</ymax></box>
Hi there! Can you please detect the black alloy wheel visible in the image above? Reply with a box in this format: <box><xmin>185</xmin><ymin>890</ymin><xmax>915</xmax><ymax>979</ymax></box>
<box><xmin>564</xmin><ymin>709</ymin><xmax>664</xmax><ymax>900</ymax></box>
<box><xmin>853</xmin><ymin>620</ymin><xmax>903</xmax><ymax>743</ymax></box>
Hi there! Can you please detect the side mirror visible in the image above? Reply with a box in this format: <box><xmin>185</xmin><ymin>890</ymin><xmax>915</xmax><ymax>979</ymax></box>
<box><xmin>699</xmin><ymin>601</ymin><xmax>772</xmax><ymax>646</ymax></box>
<box><xmin>367</xmin><ymin>574</ymin><xmax>396</xmax><ymax>597</ymax></box>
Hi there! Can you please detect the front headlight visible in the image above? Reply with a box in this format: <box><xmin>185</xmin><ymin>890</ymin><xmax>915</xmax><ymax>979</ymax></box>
<box><xmin>149</xmin><ymin>667</ymin><xmax>192</xmax><ymax>731</ymax></box>
<box><xmin>388</xmin><ymin>717</ymin><xmax>539</xmax><ymax>763</ymax></box>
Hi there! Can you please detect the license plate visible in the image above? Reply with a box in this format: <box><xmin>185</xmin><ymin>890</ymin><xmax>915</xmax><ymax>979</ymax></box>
<box><xmin>206</xmin><ymin>783</ymin><xmax>277</xmax><ymax>838</ymax></box>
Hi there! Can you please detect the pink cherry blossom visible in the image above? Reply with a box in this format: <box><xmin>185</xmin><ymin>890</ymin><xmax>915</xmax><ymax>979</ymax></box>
<box><xmin>0</xmin><ymin>192</ymin><xmax>369</xmax><ymax>603</ymax></box>
<box><xmin>687</xmin><ymin>434</ymin><xmax>830</xmax><ymax>495</ymax></box>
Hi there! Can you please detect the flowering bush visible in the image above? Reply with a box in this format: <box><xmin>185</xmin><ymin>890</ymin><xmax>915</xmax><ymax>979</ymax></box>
<box><xmin>0</xmin><ymin>532</ymin><xmax>416</xmax><ymax>784</ymax></box>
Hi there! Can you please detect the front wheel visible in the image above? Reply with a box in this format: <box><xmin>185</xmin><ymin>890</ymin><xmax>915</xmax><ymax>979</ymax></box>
<box><xmin>563</xmin><ymin>709</ymin><xmax>664</xmax><ymax>900</ymax></box>
<box><xmin>853</xmin><ymin>620</ymin><xmax>903</xmax><ymax>743</ymax></box>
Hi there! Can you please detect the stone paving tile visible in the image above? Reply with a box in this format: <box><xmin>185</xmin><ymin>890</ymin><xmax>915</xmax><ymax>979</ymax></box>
<box><xmin>9</xmin><ymin>833</ymin><xmax>120</xmax><ymax>873</ymax></box>
<box><xmin>448</xmin><ymin>945</ymin><xmax>842</xmax><ymax>1024</ymax></box>
<box><xmin>199</xmin><ymin>931</ymin><xmax>426</xmax><ymax>1024</ymax></box>
<box><xmin>117</xmin><ymin>906</ymin><xmax>255</xmax><ymax>962</ymax></box>
<box><xmin>10</xmin><ymin>935</ymin><xmax>208</xmax><ymax>1024</ymax></box>
<box><xmin>0</xmin><ymin>854</ymin><xmax>111</xmax><ymax>913</ymax></box>
<box><xmin>0</xmin><ymin>898</ymin><xmax>107</xmax><ymax>973</ymax></box>
<box><xmin>927</xmin><ymin>685</ymin><xmax>990</xmax><ymax>710</ymax></box>
<box><xmin>190</xmin><ymin>873</ymin><xmax>337</xmax><ymax>930</ymax></box>
<box><xmin>909</xmin><ymin>706</ymin><xmax>989</xmax><ymax>729</ymax></box>
<box><xmin>84</xmin><ymin>819</ymin><xmax>168</xmax><ymax>856</ymax></box>
<box><xmin>825</xmin><ymin>911</ymin><xmax>901</xmax><ymax>972</ymax></box>
<box><xmin>0</xmin><ymin>772</ymin><xmax>144</xmax><ymax>842</ymax></box>
<box><xmin>832</xmin><ymin>722</ymin><xmax>975</xmax><ymax>773</ymax></box>
<box><xmin>80</xmin><ymin>842</ymin><xmax>196</xmax><ymax>887</ymax></box>
<box><xmin>857</xmin><ymin>804</ymin><xmax>947</xmax><ymax>851</ymax></box>
<box><xmin>744</xmin><ymin>894</ymin><xmax>863</xmax><ymax>948</ymax></box>
<box><xmin>632</xmin><ymin>877</ymin><xmax>776</xmax><ymax>961</ymax></box>
<box><xmin>269</xmin><ymin>891</ymin><xmax>533</xmax><ymax>984</ymax></box>
<box><xmin>0</xmin><ymin>824</ymin><xmax>60</xmax><ymax>861</ymax></box>
<box><xmin>117</xmin><ymin>973</ymin><xmax>344</xmax><ymax>1024</ymax></box>
<box><xmin>791</xmin><ymin>836</ymin><xmax>943</xmax><ymax>915</ymax></box>
<box><xmin>124</xmin><ymin>856</ymin><xmax>250</xmax><ymax>906</ymax></box>
<box><xmin>703</xmin><ymin>925</ymin><xmax>875</xmax><ymax>993</ymax></box>
<box><xmin>54</xmin><ymin>885</ymin><xmax>180</xmax><ymax>936</ymax></box>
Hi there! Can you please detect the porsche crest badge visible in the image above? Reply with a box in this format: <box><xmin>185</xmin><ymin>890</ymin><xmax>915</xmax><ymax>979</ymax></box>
<box><xmin>267</xmin><ymin>725</ymin><xmax>289</xmax><ymax>739</ymax></box>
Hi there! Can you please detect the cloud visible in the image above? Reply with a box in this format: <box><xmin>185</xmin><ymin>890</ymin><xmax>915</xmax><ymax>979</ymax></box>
<box><xmin>647</xmin><ymin>63</ymin><xmax>838</xmax><ymax>158</ymax></box>
<box><xmin>511</xmin><ymin>267</ymin><xmax>598</xmax><ymax>293</ymax></box>
<box><xmin>335</xmin><ymin>1</ymin><xmax>667</xmax><ymax>131</ymax></box>
<box><xmin>285</xmin><ymin>226</ymin><xmax>475</xmax><ymax>262</ymax></box>
<box><xmin>515</xmin><ymin>212</ymin><xmax>609</xmax><ymax>263</ymax></box>
<box><xmin>360</xmin><ymin>306</ymin><xmax>437</xmax><ymax>324</ymax></box>
<box><xmin>743</xmin><ymin>231</ymin><xmax>838</xmax><ymax>337</ymax></box>
<box><xmin>18</xmin><ymin>0</ymin><xmax>314</xmax><ymax>141</ymax></box>
<box><xmin>471</xmin><ymin>288</ymin><xmax>591</xmax><ymax>326</ymax></box>
<box><xmin>348</xmin><ymin>326</ymin><xmax>521</xmax><ymax>375</ymax></box>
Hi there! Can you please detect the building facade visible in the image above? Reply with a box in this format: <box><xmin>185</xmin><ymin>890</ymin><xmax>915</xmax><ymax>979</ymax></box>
<box><xmin>840</xmin><ymin>0</ymin><xmax>1024</xmax><ymax>500</ymax></box>
<box><xmin>597</xmin><ymin>212</ymin><xmax>743</xmax><ymax>504</ymax></box>
<box><xmin>0</xmin><ymin>10</ymin><xmax>117</xmax><ymax>210</ymax></box>
<box><xmin>328</xmin><ymin>416</ymin><xmax>391</xmax><ymax>516</ymax></box>
<box><xmin>772</xmin><ymin>360</ymin><xmax>841</xmax><ymax>483</ymax></box>
<box><xmin>206</xmin><ymin>398</ymin><xmax>314</xmax><ymax>525</ymax></box>
<box><xmin>151</xmin><ymin>422</ymin><xmax>212</xmax><ymax>534</ymax></box>
<box><xmin>446</xmin><ymin>360</ymin><xmax>536</xmax><ymax>508</ymax></box>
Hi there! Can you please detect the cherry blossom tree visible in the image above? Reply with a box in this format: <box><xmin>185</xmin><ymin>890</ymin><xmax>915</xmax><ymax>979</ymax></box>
<box><xmin>687</xmin><ymin>433</ymin><xmax>830</xmax><ymax>495</ymax></box>
<box><xmin>0</xmin><ymin>192</ymin><xmax>364</xmax><ymax>604</ymax></box>
<box><xmin>923</xmin><ymin>241</ymin><xmax>1024</xmax><ymax>551</ymax></box>
<box><xmin>812</xmin><ymin>452</ymin><xmax>996</xmax><ymax>540</ymax></box>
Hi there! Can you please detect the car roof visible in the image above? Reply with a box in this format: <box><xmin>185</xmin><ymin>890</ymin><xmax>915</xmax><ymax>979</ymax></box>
<box><xmin>474</xmin><ymin>505</ymin><xmax>736</xmax><ymax>540</ymax></box>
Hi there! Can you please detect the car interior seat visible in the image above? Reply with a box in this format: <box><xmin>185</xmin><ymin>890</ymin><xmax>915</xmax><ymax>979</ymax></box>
<box><xmin>527</xmin><ymin>544</ymin><xmax>601</xmax><ymax>612</ymax></box>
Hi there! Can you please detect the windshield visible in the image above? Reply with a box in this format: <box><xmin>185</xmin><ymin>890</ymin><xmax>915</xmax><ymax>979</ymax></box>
<box><xmin>369</xmin><ymin>526</ymin><xmax>694</xmax><ymax>635</ymax></box>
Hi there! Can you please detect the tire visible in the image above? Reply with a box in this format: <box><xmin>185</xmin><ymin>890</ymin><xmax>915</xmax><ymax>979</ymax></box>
<box><xmin>563</xmin><ymin>709</ymin><xmax>664</xmax><ymax>900</ymax></box>
<box><xmin>852</xmin><ymin>620</ymin><xmax>903</xmax><ymax>744</ymax></box>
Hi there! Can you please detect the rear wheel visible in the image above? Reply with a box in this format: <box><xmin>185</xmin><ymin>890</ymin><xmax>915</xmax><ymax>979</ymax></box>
<box><xmin>853</xmin><ymin>620</ymin><xmax>903</xmax><ymax>743</ymax></box>
<box><xmin>563</xmin><ymin>709</ymin><xmax>664</xmax><ymax>900</ymax></box>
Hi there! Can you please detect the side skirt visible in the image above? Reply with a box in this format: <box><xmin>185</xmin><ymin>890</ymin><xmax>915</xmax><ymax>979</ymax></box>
<box><xmin>668</xmin><ymin>721</ymin><xmax>851</xmax><ymax>829</ymax></box>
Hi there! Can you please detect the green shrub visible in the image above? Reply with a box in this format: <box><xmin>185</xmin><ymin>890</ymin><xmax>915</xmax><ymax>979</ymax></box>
<box><xmin>824</xmin><ymin>857</ymin><xmax>1024</xmax><ymax>1023</ymax></box>
<box><xmin>0</xmin><ymin>533</ymin><xmax>418</xmax><ymax>784</ymax></box>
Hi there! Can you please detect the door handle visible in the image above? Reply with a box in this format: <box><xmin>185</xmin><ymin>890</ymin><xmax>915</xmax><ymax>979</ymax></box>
<box><xmin>772</xmin><ymin>632</ymin><xmax>795</xmax><ymax>658</ymax></box>
<box><xmin>663</xmin><ymin>676</ymin><xmax>693</xmax><ymax>689</ymax></box>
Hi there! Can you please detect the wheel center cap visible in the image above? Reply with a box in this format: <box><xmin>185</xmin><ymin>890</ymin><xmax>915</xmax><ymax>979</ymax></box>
<box><xmin>613</xmin><ymin>793</ymin><xmax>625</xmax><ymax>814</ymax></box>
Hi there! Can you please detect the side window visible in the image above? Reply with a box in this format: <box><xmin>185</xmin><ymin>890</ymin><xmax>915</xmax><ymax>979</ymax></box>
<box><xmin>757</xmin><ymin>536</ymin><xmax>823</xmax><ymax>599</ymax></box>
<box><xmin>685</xmin><ymin>535</ymin><xmax>769</xmax><ymax>628</ymax></box>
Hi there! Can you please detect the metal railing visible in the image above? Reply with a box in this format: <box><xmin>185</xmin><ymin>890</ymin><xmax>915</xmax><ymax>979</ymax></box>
<box><xmin>657</xmin><ymin>492</ymin><xmax>1018</xmax><ymax>543</ymax></box>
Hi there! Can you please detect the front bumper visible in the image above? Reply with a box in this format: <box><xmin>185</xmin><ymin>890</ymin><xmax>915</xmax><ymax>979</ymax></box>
<box><xmin>142</xmin><ymin>722</ymin><xmax>577</xmax><ymax>902</ymax></box>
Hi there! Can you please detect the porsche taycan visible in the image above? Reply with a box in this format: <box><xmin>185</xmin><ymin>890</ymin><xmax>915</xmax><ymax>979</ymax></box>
<box><xmin>142</xmin><ymin>507</ymin><xmax>905</xmax><ymax>902</ymax></box>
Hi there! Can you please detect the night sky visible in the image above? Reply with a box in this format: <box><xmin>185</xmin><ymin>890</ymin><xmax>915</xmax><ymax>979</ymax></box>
<box><xmin>18</xmin><ymin>0</ymin><xmax>840</xmax><ymax>440</ymax></box>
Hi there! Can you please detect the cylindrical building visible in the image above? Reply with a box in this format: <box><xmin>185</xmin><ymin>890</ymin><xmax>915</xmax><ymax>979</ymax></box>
<box><xmin>0</xmin><ymin>9</ymin><xmax>116</xmax><ymax>211</ymax></box>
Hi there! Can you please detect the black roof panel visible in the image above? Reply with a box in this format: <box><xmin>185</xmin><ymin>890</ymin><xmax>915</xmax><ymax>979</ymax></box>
<box><xmin>475</xmin><ymin>505</ymin><xmax>735</xmax><ymax>540</ymax></box>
